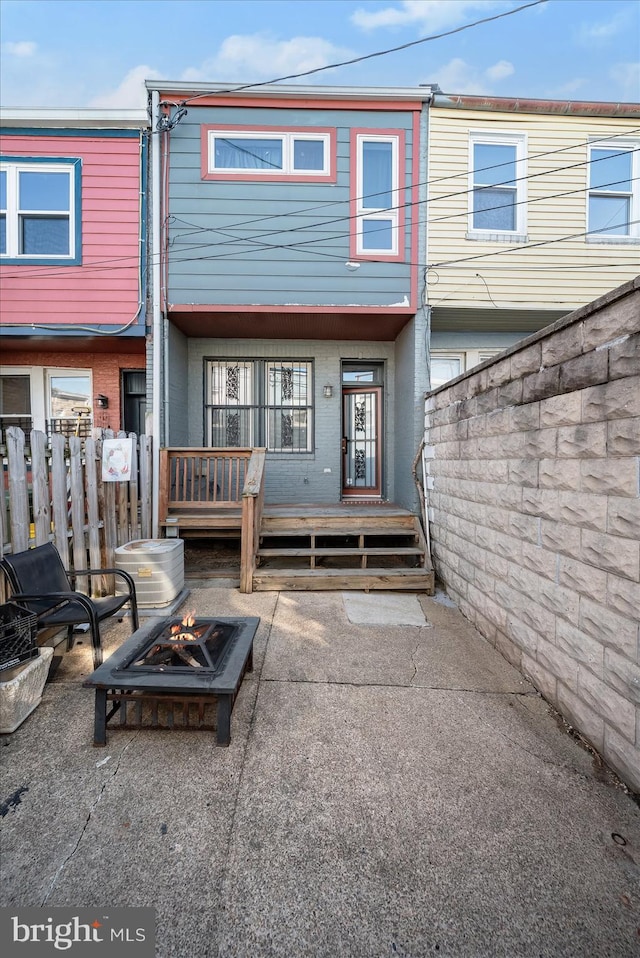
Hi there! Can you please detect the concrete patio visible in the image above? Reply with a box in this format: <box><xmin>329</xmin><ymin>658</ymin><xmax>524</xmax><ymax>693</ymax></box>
<box><xmin>1</xmin><ymin>585</ymin><xmax>638</xmax><ymax>957</ymax></box>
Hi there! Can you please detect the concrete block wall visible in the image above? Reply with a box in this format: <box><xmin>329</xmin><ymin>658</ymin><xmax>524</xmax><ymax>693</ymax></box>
<box><xmin>424</xmin><ymin>277</ymin><xmax>640</xmax><ymax>792</ymax></box>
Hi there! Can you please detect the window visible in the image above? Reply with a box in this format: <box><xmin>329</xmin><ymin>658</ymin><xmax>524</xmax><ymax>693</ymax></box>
<box><xmin>468</xmin><ymin>133</ymin><xmax>526</xmax><ymax>237</ymax></box>
<box><xmin>0</xmin><ymin>158</ymin><xmax>81</xmax><ymax>263</ymax></box>
<box><xmin>0</xmin><ymin>367</ymin><xmax>92</xmax><ymax>436</ymax></box>
<box><xmin>588</xmin><ymin>141</ymin><xmax>639</xmax><ymax>240</ymax></box>
<box><xmin>430</xmin><ymin>350</ymin><xmax>503</xmax><ymax>389</ymax></box>
<box><xmin>204</xmin><ymin>126</ymin><xmax>334</xmax><ymax>181</ymax></box>
<box><xmin>352</xmin><ymin>131</ymin><xmax>404</xmax><ymax>259</ymax></box>
<box><xmin>0</xmin><ymin>374</ymin><xmax>32</xmax><ymax>433</ymax></box>
<box><xmin>206</xmin><ymin>360</ymin><xmax>313</xmax><ymax>453</ymax></box>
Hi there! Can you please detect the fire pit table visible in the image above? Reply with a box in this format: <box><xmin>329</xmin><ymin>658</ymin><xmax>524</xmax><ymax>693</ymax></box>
<box><xmin>83</xmin><ymin>614</ymin><xmax>259</xmax><ymax>746</ymax></box>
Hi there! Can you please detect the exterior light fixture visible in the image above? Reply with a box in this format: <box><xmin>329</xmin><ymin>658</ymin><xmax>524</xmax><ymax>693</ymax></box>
<box><xmin>95</xmin><ymin>394</ymin><xmax>109</xmax><ymax>409</ymax></box>
<box><xmin>323</xmin><ymin>384</ymin><xmax>333</xmax><ymax>398</ymax></box>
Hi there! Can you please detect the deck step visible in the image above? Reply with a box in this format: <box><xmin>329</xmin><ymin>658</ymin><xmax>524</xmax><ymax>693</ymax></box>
<box><xmin>252</xmin><ymin>567</ymin><xmax>435</xmax><ymax>592</ymax></box>
<box><xmin>261</xmin><ymin>515</ymin><xmax>416</xmax><ymax>532</ymax></box>
<box><xmin>258</xmin><ymin>546</ymin><xmax>423</xmax><ymax>558</ymax></box>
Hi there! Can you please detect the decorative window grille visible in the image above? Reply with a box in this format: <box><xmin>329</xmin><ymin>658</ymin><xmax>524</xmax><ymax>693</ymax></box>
<box><xmin>206</xmin><ymin>360</ymin><xmax>313</xmax><ymax>452</ymax></box>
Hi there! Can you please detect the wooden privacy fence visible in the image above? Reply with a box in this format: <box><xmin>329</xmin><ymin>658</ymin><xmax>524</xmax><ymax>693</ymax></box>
<box><xmin>1</xmin><ymin>427</ymin><xmax>153</xmax><ymax>583</ymax></box>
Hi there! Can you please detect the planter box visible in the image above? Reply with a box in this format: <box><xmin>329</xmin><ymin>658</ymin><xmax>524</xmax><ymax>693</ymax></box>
<box><xmin>0</xmin><ymin>647</ymin><xmax>54</xmax><ymax>733</ymax></box>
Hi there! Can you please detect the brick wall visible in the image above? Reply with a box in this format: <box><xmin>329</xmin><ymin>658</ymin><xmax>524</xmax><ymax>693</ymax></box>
<box><xmin>424</xmin><ymin>277</ymin><xmax>640</xmax><ymax>791</ymax></box>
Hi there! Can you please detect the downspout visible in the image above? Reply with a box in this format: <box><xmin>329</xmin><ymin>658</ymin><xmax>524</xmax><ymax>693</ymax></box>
<box><xmin>151</xmin><ymin>89</ymin><xmax>162</xmax><ymax>537</ymax></box>
<box><xmin>415</xmin><ymin>94</ymin><xmax>432</xmax><ymax>543</ymax></box>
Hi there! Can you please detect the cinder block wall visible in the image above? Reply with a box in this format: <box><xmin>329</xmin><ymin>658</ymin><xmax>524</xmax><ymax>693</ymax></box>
<box><xmin>424</xmin><ymin>277</ymin><xmax>640</xmax><ymax>791</ymax></box>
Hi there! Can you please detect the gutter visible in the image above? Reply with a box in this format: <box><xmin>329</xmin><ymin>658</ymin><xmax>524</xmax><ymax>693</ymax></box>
<box><xmin>432</xmin><ymin>93</ymin><xmax>640</xmax><ymax>118</ymax></box>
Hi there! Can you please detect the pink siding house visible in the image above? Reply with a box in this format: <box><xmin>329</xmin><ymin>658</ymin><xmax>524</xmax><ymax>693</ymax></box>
<box><xmin>0</xmin><ymin>109</ymin><xmax>148</xmax><ymax>436</ymax></box>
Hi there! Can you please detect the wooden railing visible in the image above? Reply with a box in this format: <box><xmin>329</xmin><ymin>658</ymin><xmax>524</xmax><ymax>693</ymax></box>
<box><xmin>158</xmin><ymin>447</ymin><xmax>266</xmax><ymax>593</ymax></box>
<box><xmin>240</xmin><ymin>448</ymin><xmax>266</xmax><ymax>594</ymax></box>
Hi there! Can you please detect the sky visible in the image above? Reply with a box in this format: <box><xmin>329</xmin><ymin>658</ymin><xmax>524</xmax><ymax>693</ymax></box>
<box><xmin>0</xmin><ymin>0</ymin><xmax>639</xmax><ymax>110</ymax></box>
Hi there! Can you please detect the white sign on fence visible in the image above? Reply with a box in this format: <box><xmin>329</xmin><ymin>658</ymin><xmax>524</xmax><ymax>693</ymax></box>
<box><xmin>102</xmin><ymin>437</ymin><xmax>133</xmax><ymax>482</ymax></box>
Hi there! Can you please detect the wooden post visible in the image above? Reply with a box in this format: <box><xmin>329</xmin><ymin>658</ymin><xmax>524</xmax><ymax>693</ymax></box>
<box><xmin>85</xmin><ymin>437</ymin><xmax>103</xmax><ymax>592</ymax></box>
<box><xmin>68</xmin><ymin>436</ymin><xmax>86</xmax><ymax>574</ymax></box>
<box><xmin>240</xmin><ymin>494</ymin><xmax>255</xmax><ymax>594</ymax></box>
<box><xmin>6</xmin><ymin>427</ymin><xmax>29</xmax><ymax>554</ymax></box>
<box><xmin>51</xmin><ymin>432</ymin><xmax>70</xmax><ymax>568</ymax></box>
<box><xmin>31</xmin><ymin>429</ymin><xmax>51</xmax><ymax>546</ymax></box>
<box><xmin>140</xmin><ymin>435</ymin><xmax>152</xmax><ymax>539</ymax></box>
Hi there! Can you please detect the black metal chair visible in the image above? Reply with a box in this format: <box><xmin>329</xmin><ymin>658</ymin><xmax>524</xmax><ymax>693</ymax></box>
<box><xmin>0</xmin><ymin>542</ymin><xmax>139</xmax><ymax>670</ymax></box>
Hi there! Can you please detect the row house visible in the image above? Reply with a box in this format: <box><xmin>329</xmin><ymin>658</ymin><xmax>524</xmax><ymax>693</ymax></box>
<box><xmin>0</xmin><ymin>108</ymin><xmax>148</xmax><ymax>439</ymax></box>
<box><xmin>146</xmin><ymin>81</ymin><xmax>437</xmax><ymax>590</ymax></box>
<box><xmin>425</xmin><ymin>94</ymin><xmax>640</xmax><ymax>386</ymax></box>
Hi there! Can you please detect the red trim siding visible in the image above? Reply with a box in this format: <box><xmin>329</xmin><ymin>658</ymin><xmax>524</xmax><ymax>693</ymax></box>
<box><xmin>169</xmin><ymin>303</ymin><xmax>413</xmax><ymax>315</ymax></box>
<box><xmin>159</xmin><ymin>93</ymin><xmax>425</xmax><ymax>112</ymax></box>
<box><xmin>349</xmin><ymin>128</ymin><xmax>406</xmax><ymax>263</ymax></box>
<box><xmin>200</xmin><ymin>124</ymin><xmax>337</xmax><ymax>182</ymax></box>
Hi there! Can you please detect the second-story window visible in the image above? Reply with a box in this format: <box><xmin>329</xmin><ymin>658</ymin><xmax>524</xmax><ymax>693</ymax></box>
<box><xmin>0</xmin><ymin>158</ymin><xmax>81</xmax><ymax>263</ymax></box>
<box><xmin>588</xmin><ymin>141</ymin><xmax>639</xmax><ymax>240</ymax></box>
<box><xmin>352</xmin><ymin>131</ymin><xmax>403</xmax><ymax>259</ymax></box>
<box><xmin>204</xmin><ymin>127</ymin><xmax>334</xmax><ymax>180</ymax></box>
<box><xmin>468</xmin><ymin>133</ymin><xmax>526</xmax><ymax>237</ymax></box>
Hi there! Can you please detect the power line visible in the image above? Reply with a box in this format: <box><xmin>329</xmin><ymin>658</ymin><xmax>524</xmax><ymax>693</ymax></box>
<box><xmin>179</xmin><ymin>1</ymin><xmax>547</xmax><ymax>105</ymax></box>
<box><xmin>2</xmin><ymin>134</ymin><xmax>638</xmax><ymax>278</ymax></box>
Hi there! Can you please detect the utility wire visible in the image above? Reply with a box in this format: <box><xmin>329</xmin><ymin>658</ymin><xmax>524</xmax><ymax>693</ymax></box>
<box><xmin>3</xmin><ymin>137</ymin><xmax>638</xmax><ymax>278</ymax></box>
<box><xmin>179</xmin><ymin>1</ymin><xmax>548</xmax><ymax>104</ymax></box>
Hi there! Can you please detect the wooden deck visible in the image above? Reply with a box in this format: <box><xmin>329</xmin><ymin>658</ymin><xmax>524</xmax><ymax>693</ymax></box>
<box><xmin>159</xmin><ymin>449</ymin><xmax>433</xmax><ymax>594</ymax></box>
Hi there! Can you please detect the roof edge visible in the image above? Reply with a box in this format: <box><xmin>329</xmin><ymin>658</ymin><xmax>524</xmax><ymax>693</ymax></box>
<box><xmin>432</xmin><ymin>93</ymin><xmax>640</xmax><ymax>118</ymax></box>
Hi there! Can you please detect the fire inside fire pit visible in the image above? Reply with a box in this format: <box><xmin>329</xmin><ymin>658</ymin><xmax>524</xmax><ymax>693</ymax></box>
<box><xmin>118</xmin><ymin>612</ymin><xmax>239</xmax><ymax>673</ymax></box>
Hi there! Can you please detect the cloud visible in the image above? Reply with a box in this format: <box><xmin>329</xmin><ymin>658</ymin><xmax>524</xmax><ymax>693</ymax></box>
<box><xmin>610</xmin><ymin>61</ymin><xmax>640</xmax><ymax>101</ymax></box>
<box><xmin>433</xmin><ymin>57</ymin><xmax>516</xmax><ymax>95</ymax></box>
<box><xmin>89</xmin><ymin>65</ymin><xmax>161</xmax><ymax>109</ymax></box>
<box><xmin>486</xmin><ymin>60</ymin><xmax>514</xmax><ymax>81</ymax></box>
<box><xmin>3</xmin><ymin>40</ymin><xmax>37</xmax><ymax>57</ymax></box>
<box><xmin>578</xmin><ymin>10</ymin><xmax>630</xmax><ymax>43</ymax></box>
<box><xmin>351</xmin><ymin>0</ymin><xmax>505</xmax><ymax>33</ymax></box>
<box><xmin>184</xmin><ymin>33</ymin><xmax>354</xmax><ymax>83</ymax></box>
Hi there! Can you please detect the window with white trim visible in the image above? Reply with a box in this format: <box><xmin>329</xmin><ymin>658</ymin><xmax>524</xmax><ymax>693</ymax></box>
<box><xmin>587</xmin><ymin>140</ymin><xmax>639</xmax><ymax>240</ymax></box>
<box><xmin>468</xmin><ymin>133</ymin><xmax>526</xmax><ymax>237</ymax></box>
<box><xmin>0</xmin><ymin>159</ymin><xmax>80</xmax><ymax>262</ymax></box>
<box><xmin>0</xmin><ymin>367</ymin><xmax>92</xmax><ymax>436</ymax></box>
<box><xmin>207</xmin><ymin>130</ymin><xmax>332</xmax><ymax>177</ymax></box>
<box><xmin>206</xmin><ymin>360</ymin><xmax>313</xmax><ymax>453</ymax></box>
<box><xmin>430</xmin><ymin>350</ymin><xmax>503</xmax><ymax>389</ymax></box>
<box><xmin>354</xmin><ymin>133</ymin><xmax>400</xmax><ymax>256</ymax></box>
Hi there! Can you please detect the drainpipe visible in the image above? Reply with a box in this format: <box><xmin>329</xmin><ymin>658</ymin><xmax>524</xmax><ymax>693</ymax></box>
<box><xmin>151</xmin><ymin>89</ymin><xmax>162</xmax><ymax>538</ymax></box>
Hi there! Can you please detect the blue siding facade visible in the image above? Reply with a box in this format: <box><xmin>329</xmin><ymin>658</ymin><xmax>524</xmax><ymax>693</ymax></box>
<box><xmin>166</xmin><ymin>104</ymin><xmax>417</xmax><ymax>308</ymax></box>
<box><xmin>150</xmin><ymin>84</ymin><xmax>431</xmax><ymax>510</ymax></box>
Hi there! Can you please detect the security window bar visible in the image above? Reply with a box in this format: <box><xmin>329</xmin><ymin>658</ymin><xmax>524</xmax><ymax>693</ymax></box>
<box><xmin>588</xmin><ymin>143</ymin><xmax>639</xmax><ymax>238</ymax></box>
<box><xmin>469</xmin><ymin>134</ymin><xmax>526</xmax><ymax>235</ymax></box>
<box><xmin>209</xmin><ymin>131</ymin><xmax>330</xmax><ymax>176</ymax></box>
<box><xmin>206</xmin><ymin>360</ymin><xmax>313</xmax><ymax>453</ymax></box>
<box><xmin>355</xmin><ymin>135</ymin><xmax>400</xmax><ymax>255</ymax></box>
<box><xmin>0</xmin><ymin>159</ymin><xmax>79</xmax><ymax>260</ymax></box>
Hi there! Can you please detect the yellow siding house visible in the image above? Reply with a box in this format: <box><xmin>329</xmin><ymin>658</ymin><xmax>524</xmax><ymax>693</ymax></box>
<box><xmin>426</xmin><ymin>94</ymin><xmax>640</xmax><ymax>386</ymax></box>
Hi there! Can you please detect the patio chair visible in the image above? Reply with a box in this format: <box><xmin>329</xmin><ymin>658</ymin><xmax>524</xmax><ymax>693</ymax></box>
<box><xmin>0</xmin><ymin>542</ymin><xmax>139</xmax><ymax>670</ymax></box>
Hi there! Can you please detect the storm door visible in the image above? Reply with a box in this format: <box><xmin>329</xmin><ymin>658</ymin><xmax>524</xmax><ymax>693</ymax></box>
<box><xmin>341</xmin><ymin>385</ymin><xmax>382</xmax><ymax>497</ymax></box>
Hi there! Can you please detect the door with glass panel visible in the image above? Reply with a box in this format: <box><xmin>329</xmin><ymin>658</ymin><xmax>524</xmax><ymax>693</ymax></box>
<box><xmin>341</xmin><ymin>385</ymin><xmax>382</xmax><ymax>498</ymax></box>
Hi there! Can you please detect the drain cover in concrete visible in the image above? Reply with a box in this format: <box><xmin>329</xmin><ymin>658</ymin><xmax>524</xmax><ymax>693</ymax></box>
<box><xmin>342</xmin><ymin>592</ymin><xmax>428</xmax><ymax>626</ymax></box>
